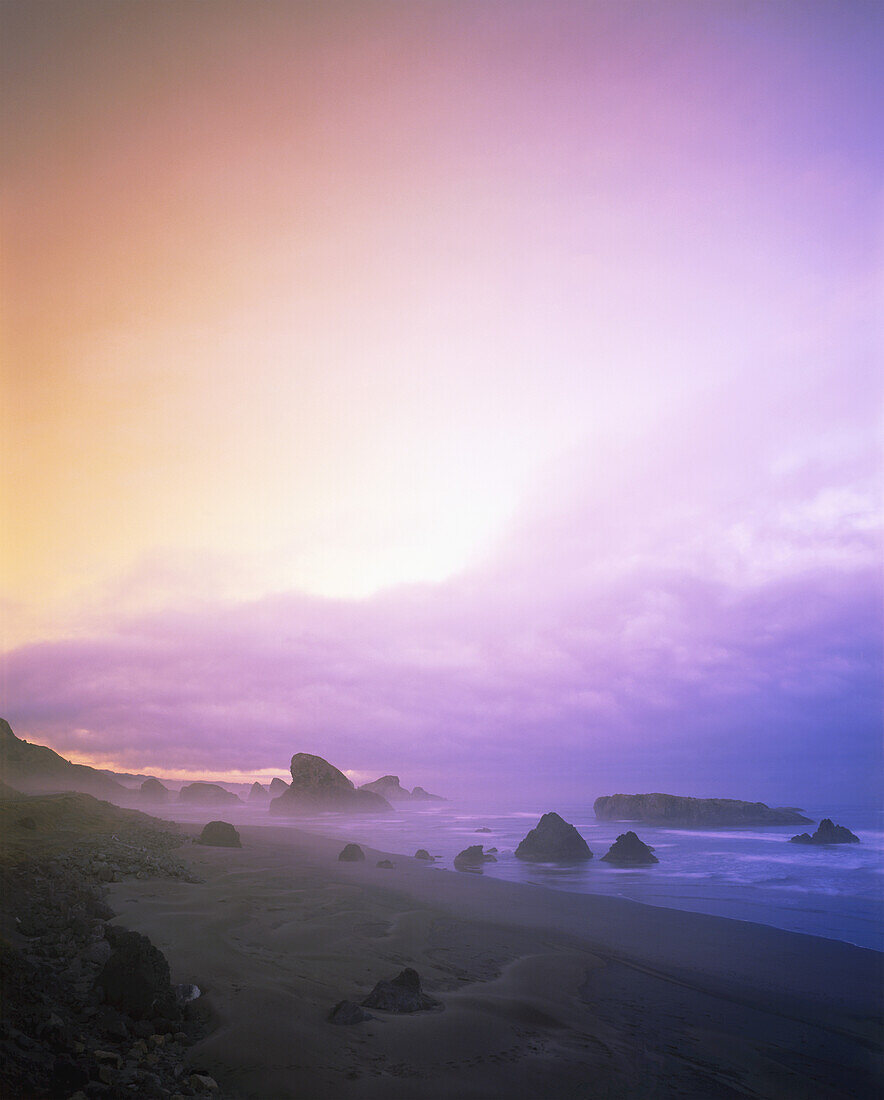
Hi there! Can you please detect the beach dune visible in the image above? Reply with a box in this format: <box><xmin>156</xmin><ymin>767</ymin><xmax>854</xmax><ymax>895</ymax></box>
<box><xmin>107</xmin><ymin>822</ymin><xmax>884</xmax><ymax>1100</ymax></box>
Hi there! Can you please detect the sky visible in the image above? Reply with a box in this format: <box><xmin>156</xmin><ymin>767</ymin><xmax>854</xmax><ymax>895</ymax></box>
<box><xmin>1</xmin><ymin>1</ymin><xmax>882</xmax><ymax>805</ymax></box>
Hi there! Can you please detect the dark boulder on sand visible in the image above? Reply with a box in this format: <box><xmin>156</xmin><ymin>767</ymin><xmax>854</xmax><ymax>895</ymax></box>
<box><xmin>329</xmin><ymin>1000</ymin><xmax>373</xmax><ymax>1025</ymax></box>
<box><xmin>361</xmin><ymin>968</ymin><xmax>441</xmax><ymax>1013</ymax></box>
<box><xmin>96</xmin><ymin>927</ymin><xmax>176</xmax><ymax>1020</ymax></box>
<box><xmin>594</xmin><ymin>793</ymin><xmax>810</xmax><ymax>827</ymax></box>
<box><xmin>515</xmin><ymin>812</ymin><xmax>593</xmax><ymax>861</ymax></box>
<box><xmin>453</xmin><ymin>844</ymin><xmax>496</xmax><ymax>870</ymax></box>
<box><xmin>269</xmin><ymin>753</ymin><xmax>391</xmax><ymax>815</ymax></box>
<box><xmin>196</xmin><ymin>820</ymin><xmax>242</xmax><ymax>847</ymax></box>
<box><xmin>248</xmin><ymin>781</ymin><xmax>269</xmax><ymax>801</ymax></box>
<box><xmin>601</xmin><ymin>831</ymin><xmax>658</xmax><ymax>865</ymax></box>
<box><xmin>414</xmin><ymin>849</ymin><xmax>434</xmax><ymax>861</ymax></box>
<box><xmin>179</xmin><ymin>782</ymin><xmax>241</xmax><ymax>806</ymax></box>
<box><xmin>338</xmin><ymin>843</ymin><xmax>366</xmax><ymax>862</ymax></box>
<box><xmin>790</xmin><ymin>818</ymin><xmax>860</xmax><ymax>845</ymax></box>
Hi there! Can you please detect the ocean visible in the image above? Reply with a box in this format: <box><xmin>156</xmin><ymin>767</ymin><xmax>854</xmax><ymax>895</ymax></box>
<box><xmin>176</xmin><ymin>799</ymin><xmax>884</xmax><ymax>953</ymax></box>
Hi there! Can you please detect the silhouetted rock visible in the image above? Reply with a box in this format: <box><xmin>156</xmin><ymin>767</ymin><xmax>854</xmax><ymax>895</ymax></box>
<box><xmin>338</xmin><ymin>843</ymin><xmax>365</xmax><ymax>862</ymax></box>
<box><xmin>410</xmin><ymin>785</ymin><xmax>446</xmax><ymax>801</ymax></box>
<box><xmin>0</xmin><ymin>717</ymin><xmax>126</xmax><ymax>799</ymax></box>
<box><xmin>269</xmin><ymin>777</ymin><xmax>289</xmax><ymax>796</ymax></box>
<box><xmin>329</xmin><ymin>1000</ymin><xmax>373</xmax><ymax>1025</ymax></box>
<box><xmin>361</xmin><ymin>968</ymin><xmax>441</xmax><ymax>1013</ymax></box>
<box><xmin>178</xmin><ymin>782</ymin><xmax>241</xmax><ymax>806</ymax></box>
<box><xmin>269</xmin><ymin>753</ymin><xmax>390</xmax><ymax>814</ymax></box>
<box><xmin>376</xmin><ymin>859</ymin><xmax>394</xmax><ymax>869</ymax></box>
<box><xmin>515</xmin><ymin>812</ymin><xmax>593</xmax><ymax>861</ymax></box>
<box><xmin>248</xmin><ymin>781</ymin><xmax>269</xmax><ymax>801</ymax></box>
<box><xmin>414</xmin><ymin>849</ymin><xmax>434</xmax><ymax>861</ymax></box>
<box><xmin>475</xmin><ymin>827</ymin><xmax>492</xmax><ymax>833</ymax></box>
<box><xmin>96</xmin><ymin>928</ymin><xmax>176</xmax><ymax>1020</ymax></box>
<box><xmin>453</xmin><ymin>844</ymin><xmax>496</xmax><ymax>870</ymax></box>
<box><xmin>790</xmin><ymin>818</ymin><xmax>860</xmax><ymax>845</ymax></box>
<box><xmin>196</xmin><ymin>820</ymin><xmax>241</xmax><ymax>847</ymax></box>
<box><xmin>139</xmin><ymin>777</ymin><xmax>169</xmax><ymax>803</ymax></box>
<box><xmin>359</xmin><ymin>775</ymin><xmax>446</xmax><ymax>802</ymax></box>
<box><xmin>601</xmin><ymin>831</ymin><xmax>658</xmax><ymax>865</ymax></box>
<box><xmin>594</xmin><ymin>793</ymin><xmax>811</xmax><ymax>827</ymax></box>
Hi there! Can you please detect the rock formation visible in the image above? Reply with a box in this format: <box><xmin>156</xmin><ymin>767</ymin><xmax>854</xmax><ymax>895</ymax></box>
<box><xmin>248</xmin><ymin>781</ymin><xmax>269</xmax><ymax>801</ymax></box>
<box><xmin>96</xmin><ymin>927</ymin><xmax>176</xmax><ymax>1020</ymax></box>
<box><xmin>178</xmin><ymin>781</ymin><xmax>241</xmax><ymax>805</ymax></box>
<box><xmin>376</xmin><ymin>859</ymin><xmax>394</xmax><ymax>869</ymax></box>
<box><xmin>790</xmin><ymin>818</ymin><xmax>860</xmax><ymax>845</ymax></box>
<box><xmin>139</xmin><ymin>777</ymin><xmax>169</xmax><ymax>803</ymax></box>
<box><xmin>361</xmin><ymin>968</ymin><xmax>441</xmax><ymax>1013</ymax></box>
<box><xmin>600</xmin><ymin>831</ymin><xmax>658</xmax><ymax>865</ymax></box>
<box><xmin>515</xmin><ymin>812</ymin><xmax>593</xmax><ymax>861</ymax></box>
<box><xmin>328</xmin><ymin>1000</ymin><xmax>373</xmax><ymax>1025</ymax></box>
<box><xmin>269</xmin><ymin>753</ymin><xmax>390</xmax><ymax>814</ymax></box>
<box><xmin>414</xmin><ymin>849</ymin><xmax>434</xmax><ymax>861</ymax></box>
<box><xmin>269</xmin><ymin>777</ymin><xmax>289</xmax><ymax>795</ymax></box>
<box><xmin>475</xmin><ymin>826</ymin><xmax>492</xmax><ymax>833</ymax></box>
<box><xmin>594</xmin><ymin>793</ymin><xmax>811</xmax><ymax>827</ymax></box>
<box><xmin>0</xmin><ymin>718</ymin><xmax>126</xmax><ymax>799</ymax></box>
<box><xmin>338</xmin><ymin>843</ymin><xmax>366</xmax><ymax>862</ymax></box>
<box><xmin>359</xmin><ymin>775</ymin><xmax>446</xmax><ymax>802</ymax></box>
<box><xmin>453</xmin><ymin>844</ymin><xmax>497</xmax><ymax>871</ymax></box>
<box><xmin>196</xmin><ymin>820</ymin><xmax>242</xmax><ymax>847</ymax></box>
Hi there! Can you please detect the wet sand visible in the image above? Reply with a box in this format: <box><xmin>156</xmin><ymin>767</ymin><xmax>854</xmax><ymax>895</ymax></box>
<box><xmin>108</xmin><ymin>822</ymin><xmax>884</xmax><ymax>1099</ymax></box>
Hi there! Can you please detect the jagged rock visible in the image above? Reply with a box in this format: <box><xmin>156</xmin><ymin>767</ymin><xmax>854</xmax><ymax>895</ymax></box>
<box><xmin>178</xmin><ymin>782</ymin><xmax>241</xmax><ymax>806</ymax></box>
<box><xmin>338</xmin><ymin>843</ymin><xmax>365</xmax><ymax>862</ymax></box>
<box><xmin>96</xmin><ymin>928</ymin><xmax>176</xmax><ymax>1020</ymax></box>
<box><xmin>248</xmin><ymin>782</ymin><xmax>269</xmax><ymax>801</ymax></box>
<box><xmin>361</xmin><ymin>968</ymin><xmax>441</xmax><ymax>1013</ymax></box>
<box><xmin>269</xmin><ymin>754</ymin><xmax>390</xmax><ymax>815</ymax></box>
<box><xmin>790</xmin><ymin>818</ymin><xmax>860</xmax><ymax>845</ymax></box>
<box><xmin>594</xmin><ymin>793</ymin><xmax>811</xmax><ymax>827</ymax></box>
<box><xmin>475</xmin><ymin>827</ymin><xmax>492</xmax><ymax>833</ymax></box>
<box><xmin>453</xmin><ymin>845</ymin><xmax>496</xmax><ymax>870</ymax></box>
<box><xmin>410</xmin><ymin>786</ymin><xmax>445</xmax><ymax>801</ymax></box>
<box><xmin>359</xmin><ymin>775</ymin><xmax>446</xmax><ymax>801</ymax></box>
<box><xmin>268</xmin><ymin>777</ymin><xmax>289</xmax><ymax>796</ymax></box>
<box><xmin>515</xmin><ymin>813</ymin><xmax>593</xmax><ymax>861</ymax></box>
<box><xmin>139</xmin><ymin>778</ymin><xmax>169</xmax><ymax>804</ymax></box>
<box><xmin>0</xmin><ymin>717</ymin><xmax>126</xmax><ymax>799</ymax></box>
<box><xmin>414</xmin><ymin>849</ymin><xmax>434</xmax><ymax>861</ymax></box>
<box><xmin>600</xmin><ymin>831</ymin><xmax>658</xmax><ymax>865</ymax></box>
<box><xmin>376</xmin><ymin>859</ymin><xmax>394</xmax><ymax>869</ymax></box>
<box><xmin>196</xmin><ymin>821</ymin><xmax>241</xmax><ymax>848</ymax></box>
<box><xmin>329</xmin><ymin>1000</ymin><xmax>373</xmax><ymax>1025</ymax></box>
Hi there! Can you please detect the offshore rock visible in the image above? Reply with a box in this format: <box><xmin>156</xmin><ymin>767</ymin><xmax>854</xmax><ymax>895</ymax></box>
<box><xmin>594</xmin><ymin>793</ymin><xmax>811</xmax><ymax>827</ymax></box>
<box><xmin>196</xmin><ymin>821</ymin><xmax>241</xmax><ymax>848</ymax></box>
<box><xmin>268</xmin><ymin>777</ymin><xmax>289</xmax><ymax>796</ymax></box>
<box><xmin>359</xmin><ymin>775</ymin><xmax>446</xmax><ymax>802</ymax></box>
<box><xmin>515</xmin><ymin>812</ymin><xmax>593</xmax><ymax>861</ymax></box>
<box><xmin>453</xmin><ymin>845</ymin><xmax>496</xmax><ymax>871</ymax></box>
<box><xmin>790</xmin><ymin>818</ymin><xmax>860</xmax><ymax>845</ymax></box>
<box><xmin>269</xmin><ymin>753</ymin><xmax>390</xmax><ymax>814</ymax></box>
<box><xmin>178</xmin><ymin>782</ymin><xmax>241</xmax><ymax>806</ymax></box>
<box><xmin>139</xmin><ymin>778</ymin><xmax>170</xmax><ymax>803</ymax></box>
<box><xmin>248</xmin><ymin>782</ymin><xmax>269</xmax><ymax>801</ymax></box>
<box><xmin>600</xmin><ymin>831</ymin><xmax>658</xmax><ymax>865</ymax></box>
<box><xmin>414</xmin><ymin>849</ymin><xmax>434</xmax><ymax>861</ymax></box>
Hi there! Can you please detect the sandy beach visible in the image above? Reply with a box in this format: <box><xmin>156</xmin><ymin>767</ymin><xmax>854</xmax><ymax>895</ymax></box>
<box><xmin>106</xmin><ymin>822</ymin><xmax>884</xmax><ymax>1100</ymax></box>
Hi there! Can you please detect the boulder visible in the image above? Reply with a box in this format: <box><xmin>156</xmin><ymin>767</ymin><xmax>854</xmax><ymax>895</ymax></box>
<box><xmin>414</xmin><ymin>849</ymin><xmax>434</xmax><ymax>861</ymax></box>
<box><xmin>248</xmin><ymin>781</ymin><xmax>269</xmax><ymax>801</ymax></box>
<box><xmin>338</xmin><ymin>843</ymin><xmax>366</xmax><ymax>862</ymax></box>
<box><xmin>594</xmin><ymin>793</ymin><xmax>811</xmax><ymax>827</ymax></box>
<box><xmin>790</xmin><ymin>818</ymin><xmax>860</xmax><ymax>845</ymax></box>
<box><xmin>376</xmin><ymin>859</ymin><xmax>394</xmax><ymax>869</ymax></box>
<box><xmin>196</xmin><ymin>821</ymin><xmax>242</xmax><ymax>847</ymax></box>
<box><xmin>361</xmin><ymin>968</ymin><xmax>441</xmax><ymax>1013</ymax></box>
<box><xmin>269</xmin><ymin>753</ymin><xmax>391</xmax><ymax>815</ymax></box>
<box><xmin>329</xmin><ymin>1000</ymin><xmax>373</xmax><ymax>1025</ymax></box>
<box><xmin>600</xmin><ymin>831</ymin><xmax>658</xmax><ymax>865</ymax></box>
<box><xmin>96</xmin><ymin>928</ymin><xmax>176</xmax><ymax>1020</ymax></box>
<box><xmin>475</xmin><ymin>827</ymin><xmax>492</xmax><ymax>833</ymax></box>
<box><xmin>453</xmin><ymin>844</ymin><xmax>496</xmax><ymax>871</ymax></box>
<box><xmin>268</xmin><ymin>777</ymin><xmax>289</xmax><ymax>796</ymax></box>
<box><xmin>515</xmin><ymin>812</ymin><xmax>593</xmax><ymax>861</ymax></box>
<box><xmin>178</xmin><ymin>782</ymin><xmax>241</xmax><ymax>806</ymax></box>
<box><xmin>139</xmin><ymin>777</ymin><xmax>169</xmax><ymax>803</ymax></box>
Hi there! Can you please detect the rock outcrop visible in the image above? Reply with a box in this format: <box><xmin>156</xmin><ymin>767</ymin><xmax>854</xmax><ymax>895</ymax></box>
<box><xmin>790</xmin><ymin>818</ymin><xmax>860</xmax><ymax>845</ymax></box>
<box><xmin>0</xmin><ymin>718</ymin><xmax>126</xmax><ymax>800</ymax></box>
<box><xmin>269</xmin><ymin>753</ymin><xmax>390</xmax><ymax>815</ymax></box>
<box><xmin>96</xmin><ymin>927</ymin><xmax>176</xmax><ymax>1020</ymax></box>
<box><xmin>361</xmin><ymin>968</ymin><xmax>441</xmax><ymax>1013</ymax></box>
<box><xmin>329</xmin><ymin>1000</ymin><xmax>373</xmax><ymax>1025</ymax></box>
<box><xmin>594</xmin><ymin>793</ymin><xmax>811</xmax><ymax>827</ymax></box>
<box><xmin>139</xmin><ymin>777</ymin><xmax>170</xmax><ymax>803</ymax></box>
<box><xmin>600</xmin><ymin>831</ymin><xmax>658</xmax><ymax>865</ymax></box>
<box><xmin>248</xmin><ymin>781</ymin><xmax>269</xmax><ymax>801</ymax></box>
<box><xmin>414</xmin><ymin>849</ymin><xmax>434</xmax><ymax>861</ymax></box>
<box><xmin>515</xmin><ymin>812</ymin><xmax>593</xmax><ymax>861</ymax></box>
<box><xmin>453</xmin><ymin>844</ymin><xmax>497</xmax><ymax>871</ymax></box>
<box><xmin>269</xmin><ymin>777</ymin><xmax>289</xmax><ymax>796</ymax></box>
<box><xmin>178</xmin><ymin>781</ymin><xmax>241</xmax><ymax>806</ymax></box>
<box><xmin>196</xmin><ymin>820</ymin><xmax>242</xmax><ymax>847</ymax></box>
<box><xmin>338</xmin><ymin>843</ymin><xmax>366</xmax><ymax>862</ymax></box>
<box><xmin>359</xmin><ymin>775</ymin><xmax>446</xmax><ymax>802</ymax></box>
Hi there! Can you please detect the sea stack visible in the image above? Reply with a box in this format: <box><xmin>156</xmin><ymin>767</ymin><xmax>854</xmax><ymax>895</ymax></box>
<box><xmin>515</xmin><ymin>812</ymin><xmax>593</xmax><ymax>861</ymax></box>
<box><xmin>453</xmin><ymin>845</ymin><xmax>496</xmax><ymax>870</ymax></box>
<box><xmin>269</xmin><ymin>753</ymin><xmax>390</xmax><ymax>814</ymax></box>
<box><xmin>179</xmin><ymin>782</ymin><xmax>241</xmax><ymax>805</ymax></box>
<box><xmin>269</xmin><ymin>777</ymin><xmax>289</xmax><ymax>796</ymax></box>
<box><xmin>601</xmin><ymin>831</ymin><xmax>658</xmax><ymax>865</ymax></box>
<box><xmin>790</xmin><ymin>819</ymin><xmax>860</xmax><ymax>845</ymax></box>
<box><xmin>248</xmin><ymin>781</ymin><xmax>269</xmax><ymax>801</ymax></box>
<box><xmin>139</xmin><ymin>777</ymin><xmax>169</xmax><ymax>803</ymax></box>
<box><xmin>594</xmin><ymin>793</ymin><xmax>811</xmax><ymax>827</ymax></box>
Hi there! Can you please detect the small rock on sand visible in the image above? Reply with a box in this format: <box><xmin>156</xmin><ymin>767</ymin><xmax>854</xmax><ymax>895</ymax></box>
<box><xmin>338</xmin><ymin>843</ymin><xmax>365</xmax><ymax>862</ymax></box>
<box><xmin>196</xmin><ymin>821</ymin><xmax>241</xmax><ymax>848</ymax></box>
<box><xmin>361</xmin><ymin>968</ymin><xmax>441</xmax><ymax>1013</ymax></box>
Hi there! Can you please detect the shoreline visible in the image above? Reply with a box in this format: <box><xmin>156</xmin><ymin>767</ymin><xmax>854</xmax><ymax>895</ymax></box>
<box><xmin>107</xmin><ymin>819</ymin><xmax>884</xmax><ymax>1099</ymax></box>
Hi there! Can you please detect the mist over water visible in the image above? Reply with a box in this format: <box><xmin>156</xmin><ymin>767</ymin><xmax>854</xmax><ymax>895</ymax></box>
<box><xmin>164</xmin><ymin>797</ymin><xmax>884</xmax><ymax>953</ymax></box>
